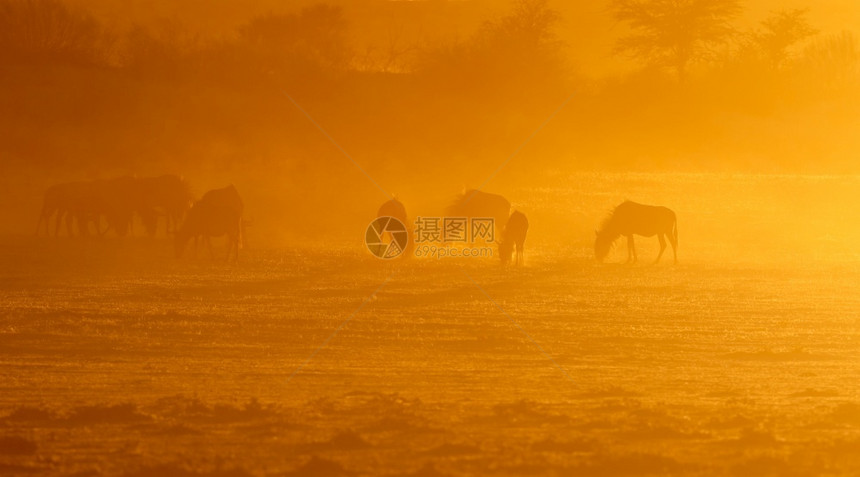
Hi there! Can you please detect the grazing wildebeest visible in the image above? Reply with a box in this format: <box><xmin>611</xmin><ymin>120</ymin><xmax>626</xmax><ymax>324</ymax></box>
<box><xmin>446</xmin><ymin>189</ymin><xmax>511</xmax><ymax>241</ymax></box>
<box><xmin>102</xmin><ymin>176</ymin><xmax>139</xmax><ymax>237</ymax></box>
<box><xmin>377</xmin><ymin>197</ymin><xmax>407</xmax><ymax>224</ymax></box>
<box><xmin>175</xmin><ymin>185</ymin><xmax>243</xmax><ymax>260</ymax></box>
<box><xmin>500</xmin><ymin>210</ymin><xmax>529</xmax><ymax>266</ymax></box>
<box><xmin>69</xmin><ymin>179</ymin><xmax>111</xmax><ymax>237</ymax></box>
<box><xmin>36</xmin><ymin>182</ymin><xmax>80</xmax><ymax>236</ymax></box>
<box><xmin>376</xmin><ymin>197</ymin><xmax>412</xmax><ymax>256</ymax></box>
<box><xmin>80</xmin><ymin>177</ymin><xmax>138</xmax><ymax>237</ymax></box>
<box><xmin>137</xmin><ymin>175</ymin><xmax>193</xmax><ymax>236</ymax></box>
<box><xmin>37</xmin><ymin>177</ymin><xmax>143</xmax><ymax>237</ymax></box>
<box><xmin>595</xmin><ymin>201</ymin><xmax>678</xmax><ymax>264</ymax></box>
<box><xmin>35</xmin><ymin>180</ymin><xmax>103</xmax><ymax>237</ymax></box>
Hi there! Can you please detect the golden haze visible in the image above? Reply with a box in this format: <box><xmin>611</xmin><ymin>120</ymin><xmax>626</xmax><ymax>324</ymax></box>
<box><xmin>0</xmin><ymin>0</ymin><xmax>859</xmax><ymax>476</ymax></box>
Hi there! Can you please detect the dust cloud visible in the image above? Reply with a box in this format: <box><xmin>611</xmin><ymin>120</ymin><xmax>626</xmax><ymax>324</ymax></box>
<box><xmin>1</xmin><ymin>0</ymin><xmax>859</xmax><ymax>475</ymax></box>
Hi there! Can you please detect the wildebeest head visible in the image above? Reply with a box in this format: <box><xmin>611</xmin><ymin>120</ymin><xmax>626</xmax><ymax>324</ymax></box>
<box><xmin>594</xmin><ymin>229</ymin><xmax>615</xmax><ymax>262</ymax></box>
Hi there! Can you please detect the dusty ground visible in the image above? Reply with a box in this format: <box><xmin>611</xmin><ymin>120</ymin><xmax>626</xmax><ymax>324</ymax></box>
<box><xmin>1</xmin><ymin>174</ymin><xmax>859</xmax><ymax>476</ymax></box>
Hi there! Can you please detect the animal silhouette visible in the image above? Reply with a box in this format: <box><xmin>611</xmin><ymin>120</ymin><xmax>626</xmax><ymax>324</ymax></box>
<box><xmin>446</xmin><ymin>190</ymin><xmax>511</xmax><ymax>241</ymax></box>
<box><xmin>376</xmin><ymin>197</ymin><xmax>412</xmax><ymax>257</ymax></box>
<box><xmin>500</xmin><ymin>210</ymin><xmax>528</xmax><ymax>266</ymax></box>
<box><xmin>37</xmin><ymin>175</ymin><xmax>191</xmax><ymax>238</ymax></box>
<box><xmin>35</xmin><ymin>180</ymin><xmax>106</xmax><ymax>237</ymax></box>
<box><xmin>595</xmin><ymin>201</ymin><xmax>678</xmax><ymax>264</ymax></box>
<box><xmin>175</xmin><ymin>185</ymin><xmax>244</xmax><ymax>260</ymax></box>
<box><xmin>377</xmin><ymin>197</ymin><xmax>407</xmax><ymax>223</ymax></box>
<box><xmin>81</xmin><ymin>177</ymin><xmax>138</xmax><ymax>237</ymax></box>
<box><xmin>36</xmin><ymin>182</ymin><xmax>81</xmax><ymax>236</ymax></box>
<box><xmin>136</xmin><ymin>175</ymin><xmax>194</xmax><ymax>236</ymax></box>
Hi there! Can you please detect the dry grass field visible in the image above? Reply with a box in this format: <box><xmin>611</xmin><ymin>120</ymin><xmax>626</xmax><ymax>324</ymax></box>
<box><xmin>1</xmin><ymin>173</ymin><xmax>858</xmax><ymax>476</ymax></box>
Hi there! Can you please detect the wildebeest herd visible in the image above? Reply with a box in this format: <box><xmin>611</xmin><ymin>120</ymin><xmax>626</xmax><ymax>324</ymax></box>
<box><xmin>37</xmin><ymin>178</ymin><xmax>677</xmax><ymax>264</ymax></box>
<box><xmin>36</xmin><ymin>175</ymin><xmax>245</xmax><ymax>260</ymax></box>
<box><xmin>36</xmin><ymin>175</ymin><xmax>194</xmax><ymax>238</ymax></box>
<box><xmin>376</xmin><ymin>189</ymin><xmax>677</xmax><ymax>266</ymax></box>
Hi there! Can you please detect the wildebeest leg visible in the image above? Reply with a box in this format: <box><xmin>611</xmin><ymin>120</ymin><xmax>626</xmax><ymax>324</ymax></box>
<box><xmin>655</xmin><ymin>233</ymin><xmax>667</xmax><ymax>263</ymax></box>
<box><xmin>169</xmin><ymin>211</ymin><xmax>181</xmax><ymax>235</ymax></box>
<box><xmin>229</xmin><ymin>232</ymin><xmax>238</xmax><ymax>262</ymax></box>
<box><xmin>77</xmin><ymin>214</ymin><xmax>90</xmax><ymax>237</ymax></box>
<box><xmin>625</xmin><ymin>236</ymin><xmax>630</xmax><ymax>263</ymax></box>
<box><xmin>70</xmin><ymin>215</ymin><xmax>78</xmax><ymax>237</ymax></box>
<box><xmin>56</xmin><ymin>211</ymin><xmax>65</xmax><ymax>237</ymax></box>
<box><xmin>98</xmin><ymin>216</ymin><xmax>110</xmax><ymax>236</ymax></box>
<box><xmin>206</xmin><ymin>237</ymin><xmax>215</xmax><ymax>260</ymax></box>
<box><xmin>669</xmin><ymin>227</ymin><xmax>678</xmax><ymax>264</ymax></box>
<box><xmin>517</xmin><ymin>241</ymin><xmax>524</xmax><ymax>266</ymax></box>
<box><xmin>35</xmin><ymin>211</ymin><xmax>46</xmax><ymax>236</ymax></box>
<box><xmin>66</xmin><ymin>214</ymin><xmax>76</xmax><ymax>237</ymax></box>
<box><xmin>626</xmin><ymin>235</ymin><xmax>636</xmax><ymax>263</ymax></box>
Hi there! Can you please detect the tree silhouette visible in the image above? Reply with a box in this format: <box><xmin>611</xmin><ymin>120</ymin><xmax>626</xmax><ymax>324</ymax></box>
<box><xmin>418</xmin><ymin>0</ymin><xmax>566</xmax><ymax>101</ymax></box>
<box><xmin>239</xmin><ymin>4</ymin><xmax>351</xmax><ymax>72</ymax></box>
<box><xmin>0</xmin><ymin>0</ymin><xmax>113</xmax><ymax>65</ymax></box>
<box><xmin>476</xmin><ymin>0</ymin><xmax>565</xmax><ymax>83</ymax></box>
<box><xmin>802</xmin><ymin>31</ymin><xmax>858</xmax><ymax>91</ymax></box>
<box><xmin>123</xmin><ymin>20</ymin><xmax>199</xmax><ymax>78</ymax></box>
<box><xmin>611</xmin><ymin>0</ymin><xmax>741</xmax><ymax>81</ymax></box>
<box><xmin>480</xmin><ymin>0</ymin><xmax>561</xmax><ymax>52</ymax></box>
<box><xmin>753</xmin><ymin>8</ymin><xmax>817</xmax><ymax>70</ymax></box>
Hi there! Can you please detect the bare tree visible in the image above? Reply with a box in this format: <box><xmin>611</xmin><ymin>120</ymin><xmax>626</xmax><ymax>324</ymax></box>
<box><xmin>611</xmin><ymin>0</ymin><xmax>741</xmax><ymax>81</ymax></box>
<box><xmin>481</xmin><ymin>0</ymin><xmax>561</xmax><ymax>51</ymax></box>
<box><xmin>0</xmin><ymin>0</ymin><xmax>114</xmax><ymax>65</ymax></box>
<box><xmin>355</xmin><ymin>24</ymin><xmax>420</xmax><ymax>73</ymax></box>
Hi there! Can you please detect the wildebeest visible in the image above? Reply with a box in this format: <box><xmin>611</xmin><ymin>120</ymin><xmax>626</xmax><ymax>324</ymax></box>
<box><xmin>500</xmin><ymin>210</ymin><xmax>528</xmax><ymax>266</ymax></box>
<box><xmin>595</xmin><ymin>201</ymin><xmax>678</xmax><ymax>264</ymax></box>
<box><xmin>136</xmin><ymin>174</ymin><xmax>194</xmax><ymax>236</ymax></box>
<box><xmin>68</xmin><ymin>179</ymin><xmax>111</xmax><ymax>237</ymax></box>
<box><xmin>377</xmin><ymin>197</ymin><xmax>407</xmax><ymax>224</ymax></box>
<box><xmin>36</xmin><ymin>181</ymin><xmax>84</xmax><ymax>236</ymax></box>
<box><xmin>82</xmin><ymin>176</ymin><xmax>138</xmax><ymax>237</ymax></box>
<box><xmin>375</xmin><ymin>197</ymin><xmax>412</xmax><ymax>257</ymax></box>
<box><xmin>35</xmin><ymin>180</ymin><xmax>109</xmax><ymax>237</ymax></box>
<box><xmin>446</xmin><ymin>189</ymin><xmax>511</xmax><ymax>241</ymax></box>
<box><xmin>175</xmin><ymin>185</ymin><xmax>244</xmax><ymax>260</ymax></box>
<box><xmin>37</xmin><ymin>175</ymin><xmax>189</xmax><ymax>238</ymax></box>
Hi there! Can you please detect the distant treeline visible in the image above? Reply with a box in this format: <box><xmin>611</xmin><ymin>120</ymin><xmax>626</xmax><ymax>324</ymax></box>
<box><xmin>1</xmin><ymin>0</ymin><xmax>858</xmax><ymax>174</ymax></box>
